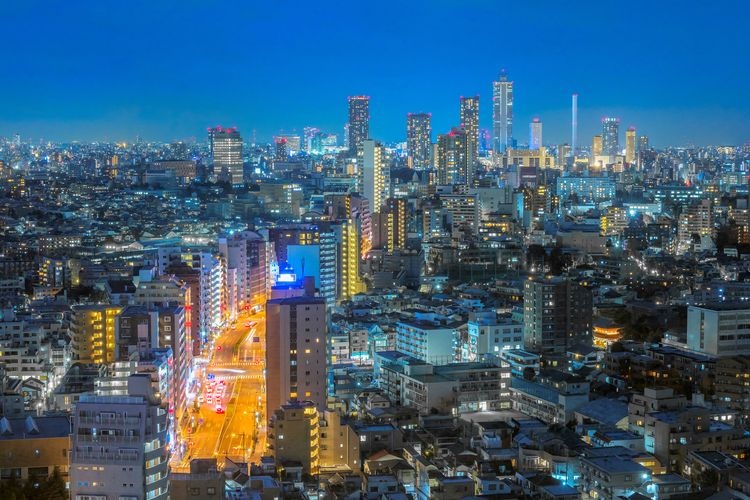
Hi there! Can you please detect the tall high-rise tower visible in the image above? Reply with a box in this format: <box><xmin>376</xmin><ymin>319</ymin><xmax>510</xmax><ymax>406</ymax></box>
<box><xmin>492</xmin><ymin>70</ymin><xmax>513</xmax><ymax>153</ymax></box>
<box><xmin>209</xmin><ymin>126</ymin><xmax>243</xmax><ymax>184</ymax></box>
<box><xmin>592</xmin><ymin>135</ymin><xmax>603</xmax><ymax>156</ymax></box>
<box><xmin>529</xmin><ymin>118</ymin><xmax>543</xmax><ymax>150</ymax></box>
<box><xmin>348</xmin><ymin>96</ymin><xmax>370</xmax><ymax>154</ymax></box>
<box><xmin>460</xmin><ymin>96</ymin><xmax>480</xmax><ymax>166</ymax></box>
<box><xmin>406</xmin><ymin>112</ymin><xmax>432</xmax><ymax>170</ymax></box>
<box><xmin>602</xmin><ymin>117</ymin><xmax>620</xmax><ymax>156</ymax></box>
<box><xmin>638</xmin><ymin>135</ymin><xmax>650</xmax><ymax>152</ymax></box>
<box><xmin>362</xmin><ymin>139</ymin><xmax>390</xmax><ymax>214</ymax></box>
<box><xmin>436</xmin><ymin>127</ymin><xmax>470</xmax><ymax>186</ymax></box>
<box><xmin>625</xmin><ymin>127</ymin><xmax>636</xmax><ymax>164</ymax></box>
<box><xmin>571</xmin><ymin>94</ymin><xmax>578</xmax><ymax>154</ymax></box>
<box><xmin>266</xmin><ymin>296</ymin><xmax>328</xmax><ymax>414</ymax></box>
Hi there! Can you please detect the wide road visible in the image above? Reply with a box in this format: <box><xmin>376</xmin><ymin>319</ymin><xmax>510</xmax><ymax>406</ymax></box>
<box><xmin>172</xmin><ymin>310</ymin><xmax>267</xmax><ymax>471</ymax></box>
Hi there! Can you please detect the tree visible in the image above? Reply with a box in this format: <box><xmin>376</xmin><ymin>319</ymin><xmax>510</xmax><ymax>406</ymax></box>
<box><xmin>41</xmin><ymin>467</ymin><xmax>67</xmax><ymax>500</ymax></box>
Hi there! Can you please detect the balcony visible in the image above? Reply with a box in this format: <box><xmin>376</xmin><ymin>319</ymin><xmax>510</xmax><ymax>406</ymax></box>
<box><xmin>76</xmin><ymin>434</ymin><xmax>142</xmax><ymax>444</ymax></box>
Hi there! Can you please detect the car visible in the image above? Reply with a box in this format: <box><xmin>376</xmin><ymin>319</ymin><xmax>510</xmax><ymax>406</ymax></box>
<box><xmin>219</xmin><ymin>380</ymin><xmax>226</xmax><ymax>386</ymax></box>
<box><xmin>197</xmin><ymin>396</ymin><xmax>204</xmax><ymax>404</ymax></box>
<box><xmin>215</xmin><ymin>407</ymin><xmax>225</xmax><ymax>414</ymax></box>
<box><xmin>206</xmin><ymin>397</ymin><xmax>213</xmax><ymax>405</ymax></box>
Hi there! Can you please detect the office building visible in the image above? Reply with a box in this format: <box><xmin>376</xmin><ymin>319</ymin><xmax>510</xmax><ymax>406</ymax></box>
<box><xmin>687</xmin><ymin>303</ymin><xmax>750</xmax><ymax>356</ymax></box>
<box><xmin>436</xmin><ymin>127</ymin><xmax>471</xmax><ymax>186</ymax></box>
<box><xmin>70</xmin><ymin>305</ymin><xmax>124</xmax><ymax>364</ymax></box>
<box><xmin>625</xmin><ymin>126</ymin><xmax>636</xmax><ymax>163</ymax></box>
<box><xmin>362</xmin><ymin>139</ymin><xmax>390</xmax><ymax>214</ymax></box>
<box><xmin>265</xmin><ymin>296</ymin><xmax>327</xmax><ymax>415</ymax></box>
<box><xmin>348</xmin><ymin>95</ymin><xmax>370</xmax><ymax>154</ymax></box>
<box><xmin>523</xmin><ymin>277</ymin><xmax>593</xmax><ymax>355</ymax></box>
<box><xmin>274</xmin><ymin>134</ymin><xmax>301</xmax><ymax>154</ymax></box>
<box><xmin>208</xmin><ymin>126</ymin><xmax>243</xmax><ymax>185</ymax></box>
<box><xmin>638</xmin><ymin>135</ymin><xmax>650</xmax><ymax>152</ymax></box>
<box><xmin>492</xmin><ymin>70</ymin><xmax>513</xmax><ymax>152</ymax></box>
<box><xmin>69</xmin><ymin>374</ymin><xmax>169</xmax><ymax>500</ymax></box>
<box><xmin>602</xmin><ymin>117</ymin><xmax>620</xmax><ymax>156</ymax></box>
<box><xmin>498</xmin><ymin>147</ymin><xmax>555</xmax><ymax>169</ymax></box>
<box><xmin>406</xmin><ymin>112</ymin><xmax>431</xmax><ymax>170</ymax></box>
<box><xmin>460</xmin><ymin>95</ymin><xmax>479</xmax><ymax>166</ymax></box>
<box><xmin>592</xmin><ymin>135</ymin><xmax>603</xmax><ymax>156</ymax></box>
<box><xmin>529</xmin><ymin>118</ymin><xmax>542</xmax><ymax>150</ymax></box>
<box><xmin>274</xmin><ymin>137</ymin><xmax>289</xmax><ymax>162</ymax></box>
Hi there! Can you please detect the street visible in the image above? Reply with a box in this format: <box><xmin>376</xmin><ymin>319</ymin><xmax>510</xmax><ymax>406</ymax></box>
<box><xmin>171</xmin><ymin>310</ymin><xmax>267</xmax><ymax>471</ymax></box>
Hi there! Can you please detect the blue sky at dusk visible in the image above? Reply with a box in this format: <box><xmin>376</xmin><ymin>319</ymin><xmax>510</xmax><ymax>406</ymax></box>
<box><xmin>2</xmin><ymin>1</ymin><xmax>748</xmax><ymax>146</ymax></box>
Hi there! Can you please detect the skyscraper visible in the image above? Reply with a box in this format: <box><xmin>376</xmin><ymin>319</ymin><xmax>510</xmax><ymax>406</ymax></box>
<box><xmin>406</xmin><ymin>112</ymin><xmax>431</xmax><ymax>170</ymax></box>
<box><xmin>529</xmin><ymin>118</ymin><xmax>543</xmax><ymax>150</ymax></box>
<box><xmin>362</xmin><ymin>139</ymin><xmax>390</xmax><ymax>214</ymax></box>
<box><xmin>274</xmin><ymin>137</ymin><xmax>289</xmax><ymax>162</ymax></box>
<box><xmin>348</xmin><ymin>95</ymin><xmax>370</xmax><ymax>154</ymax></box>
<box><xmin>303</xmin><ymin>126</ymin><xmax>320</xmax><ymax>151</ymax></box>
<box><xmin>625</xmin><ymin>127</ymin><xmax>636</xmax><ymax>164</ymax></box>
<box><xmin>592</xmin><ymin>135</ymin><xmax>603</xmax><ymax>156</ymax></box>
<box><xmin>209</xmin><ymin>126</ymin><xmax>243</xmax><ymax>185</ymax></box>
<box><xmin>571</xmin><ymin>93</ymin><xmax>578</xmax><ymax>153</ymax></box>
<box><xmin>436</xmin><ymin>127</ymin><xmax>470</xmax><ymax>186</ymax></box>
<box><xmin>265</xmin><ymin>296</ymin><xmax>328</xmax><ymax>414</ymax></box>
<box><xmin>638</xmin><ymin>135</ymin><xmax>650</xmax><ymax>152</ymax></box>
<box><xmin>460</xmin><ymin>96</ymin><xmax>479</xmax><ymax>166</ymax></box>
<box><xmin>601</xmin><ymin>117</ymin><xmax>620</xmax><ymax>156</ymax></box>
<box><xmin>492</xmin><ymin>70</ymin><xmax>513</xmax><ymax>152</ymax></box>
<box><xmin>340</xmin><ymin>218</ymin><xmax>365</xmax><ymax>300</ymax></box>
<box><xmin>274</xmin><ymin>134</ymin><xmax>301</xmax><ymax>154</ymax></box>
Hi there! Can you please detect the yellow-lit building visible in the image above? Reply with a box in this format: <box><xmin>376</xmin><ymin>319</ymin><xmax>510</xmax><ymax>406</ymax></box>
<box><xmin>625</xmin><ymin>127</ymin><xmax>636</xmax><ymax>164</ymax></box>
<box><xmin>593</xmin><ymin>318</ymin><xmax>623</xmax><ymax>348</ymax></box>
<box><xmin>600</xmin><ymin>206</ymin><xmax>628</xmax><ymax>237</ymax></box>
<box><xmin>70</xmin><ymin>304</ymin><xmax>123</xmax><ymax>364</ymax></box>
<box><xmin>592</xmin><ymin>135</ymin><xmax>603</xmax><ymax>156</ymax></box>
<box><xmin>386</xmin><ymin>198</ymin><xmax>407</xmax><ymax>251</ymax></box>
<box><xmin>340</xmin><ymin>220</ymin><xmax>365</xmax><ymax>300</ymax></box>
<box><xmin>500</xmin><ymin>147</ymin><xmax>556</xmax><ymax>169</ymax></box>
<box><xmin>269</xmin><ymin>401</ymin><xmax>320</xmax><ymax>474</ymax></box>
<box><xmin>268</xmin><ymin>401</ymin><xmax>360</xmax><ymax>476</ymax></box>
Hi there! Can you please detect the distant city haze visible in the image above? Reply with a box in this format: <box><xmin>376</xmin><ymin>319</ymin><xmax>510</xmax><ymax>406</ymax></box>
<box><xmin>1</xmin><ymin>1</ymin><xmax>748</xmax><ymax>146</ymax></box>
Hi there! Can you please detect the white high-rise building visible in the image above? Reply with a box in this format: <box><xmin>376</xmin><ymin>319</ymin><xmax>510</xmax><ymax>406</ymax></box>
<box><xmin>492</xmin><ymin>70</ymin><xmax>513</xmax><ymax>152</ymax></box>
<box><xmin>460</xmin><ymin>96</ymin><xmax>479</xmax><ymax>166</ymax></box>
<box><xmin>70</xmin><ymin>373</ymin><xmax>169</xmax><ymax>500</ymax></box>
<box><xmin>406</xmin><ymin>112</ymin><xmax>431</xmax><ymax>170</ymax></box>
<box><xmin>362</xmin><ymin>139</ymin><xmax>390</xmax><ymax>214</ymax></box>
<box><xmin>529</xmin><ymin>118</ymin><xmax>542</xmax><ymax>150</ymax></box>
<box><xmin>209</xmin><ymin>126</ymin><xmax>243</xmax><ymax>185</ymax></box>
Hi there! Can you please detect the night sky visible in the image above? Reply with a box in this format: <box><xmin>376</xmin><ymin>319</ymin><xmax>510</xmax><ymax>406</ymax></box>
<box><xmin>2</xmin><ymin>1</ymin><xmax>748</xmax><ymax>146</ymax></box>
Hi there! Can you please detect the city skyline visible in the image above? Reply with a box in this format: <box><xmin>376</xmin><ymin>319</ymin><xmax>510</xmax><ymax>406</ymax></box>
<box><xmin>1</xmin><ymin>1</ymin><xmax>748</xmax><ymax>146</ymax></box>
